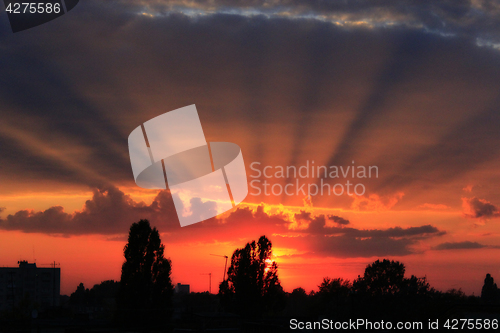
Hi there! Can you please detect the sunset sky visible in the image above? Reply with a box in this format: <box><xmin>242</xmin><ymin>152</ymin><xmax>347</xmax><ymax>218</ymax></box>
<box><xmin>1</xmin><ymin>0</ymin><xmax>500</xmax><ymax>296</ymax></box>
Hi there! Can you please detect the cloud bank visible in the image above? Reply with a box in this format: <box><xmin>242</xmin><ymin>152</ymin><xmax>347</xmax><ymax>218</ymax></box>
<box><xmin>0</xmin><ymin>186</ymin><xmax>179</xmax><ymax>235</ymax></box>
<box><xmin>0</xmin><ymin>186</ymin><xmax>445</xmax><ymax>258</ymax></box>
<box><xmin>119</xmin><ymin>0</ymin><xmax>500</xmax><ymax>50</ymax></box>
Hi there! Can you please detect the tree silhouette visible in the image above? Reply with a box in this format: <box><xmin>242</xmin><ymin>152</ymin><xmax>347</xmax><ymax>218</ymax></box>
<box><xmin>69</xmin><ymin>280</ymin><xmax>120</xmax><ymax>320</ymax></box>
<box><xmin>400</xmin><ymin>275</ymin><xmax>433</xmax><ymax>297</ymax></box>
<box><xmin>117</xmin><ymin>219</ymin><xmax>173</xmax><ymax>326</ymax></box>
<box><xmin>319</xmin><ymin>277</ymin><xmax>351</xmax><ymax>296</ymax></box>
<box><xmin>354</xmin><ymin>259</ymin><xmax>405</xmax><ymax>296</ymax></box>
<box><xmin>88</xmin><ymin>280</ymin><xmax>120</xmax><ymax>305</ymax></box>
<box><xmin>481</xmin><ymin>273</ymin><xmax>499</xmax><ymax>304</ymax></box>
<box><xmin>286</xmin><ymin>287</ymin><xmax>309</xmax><ymax>317</ymax></box>
<box><xmin>350</xmin><ymin>259</ymin><xmax>438</xmax><ymax>320</ymax></box>
<box><xmin>219</xmin><ymin>235</ymin><xmax>285</xmax><ymax>317</ymax></box>
<box><xmin>315</xmin><ymin>277</ymin><xmax>352</xmax><ymax>317</ymax></box>
<box><xmin>70</xmin><ymin>282</ymin><xmax>89</xmax><ymax>307</ymax></box>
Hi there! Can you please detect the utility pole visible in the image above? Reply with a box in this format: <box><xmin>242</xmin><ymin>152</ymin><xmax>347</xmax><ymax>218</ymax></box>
<box><xmin>200</xmin><ymin>273</ymin><xmax>212</xmax><ymax>293</ymax></box>
<box><xmin>210</xmin><ymin>254</ymin><xmax>228</xmax><ymax>282</ymax></box>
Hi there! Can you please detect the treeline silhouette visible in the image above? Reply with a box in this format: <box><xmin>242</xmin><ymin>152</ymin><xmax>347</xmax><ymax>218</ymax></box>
<box><xmin>13</xmin><ymin>219</ymin><xmax>497</xmax><ymax>332</ymax></box>
<box><xmin>216</xmin><ymin>236</ymin><xmax>500</xmax><ymax>329</ymax></box>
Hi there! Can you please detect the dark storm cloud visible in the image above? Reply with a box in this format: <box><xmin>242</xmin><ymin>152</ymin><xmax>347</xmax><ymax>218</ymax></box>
<box><xmin>462</xmin><ymin>197</ymin><xmax>500</xmax><ymax>219</ymax></box>
<box><xmin>433</xmin><ymin>241</ymin><xmax>500</xmax><ymax>250</ymax></box>
<box><xmin>1</xmin><ymin>0</ymin><xmax>500</xmax><ymax>195</ymax></box>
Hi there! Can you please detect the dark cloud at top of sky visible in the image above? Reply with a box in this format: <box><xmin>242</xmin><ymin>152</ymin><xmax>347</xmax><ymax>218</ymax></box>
<box><xmin>122</xmin><ymin>0</ymin><xmax>500</xmax><ymax>48</ymax></box>
<box><xmin>462</xmin><ymin>197</ymin><xmax>500</xmax><ymax>219</ymax></box>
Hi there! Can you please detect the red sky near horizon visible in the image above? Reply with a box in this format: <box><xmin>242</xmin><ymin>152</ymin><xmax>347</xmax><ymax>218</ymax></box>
<box><xmin>1</xmin><ymin>0</ymin><xmax>500</xmax><ymax>296</ymax></box>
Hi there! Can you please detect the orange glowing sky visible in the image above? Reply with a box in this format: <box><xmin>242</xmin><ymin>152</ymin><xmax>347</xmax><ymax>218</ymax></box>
<box><xmin>2</xmin><ymin>0</ymin><xmax>500</xmax><ymax>297</ymax></box>
<box><xmin>1</xmin><ymin>189</ymin><xmax>499</xmax><ymax>296</ymax></box>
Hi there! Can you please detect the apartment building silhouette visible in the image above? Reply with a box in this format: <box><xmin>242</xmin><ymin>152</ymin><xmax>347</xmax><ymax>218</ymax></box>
<box><xmin>0</xmin><ymin>261</ymin><xmax>60</xmax><ymax>312</ymax></box>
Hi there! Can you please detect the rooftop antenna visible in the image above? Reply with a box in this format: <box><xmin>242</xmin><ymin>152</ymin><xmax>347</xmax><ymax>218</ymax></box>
<box><xmin>210</xmin><ymin>254</ymin><xmax>228</xmax><ymax>282</ymax></box>
<box><xmin>40</xmin><ymin>261</ymin><xmax>60</xmax><ymax>268</ymax></box>
<box><xmin>200</xmin><ymin>273</ymin><xmax>212</xmax><ymax>293</ymax></box>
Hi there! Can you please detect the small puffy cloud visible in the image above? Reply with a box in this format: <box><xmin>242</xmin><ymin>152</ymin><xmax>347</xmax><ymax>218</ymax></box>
<box><xmin>302</xmin><ymin>214</ymin><xmax>330</xmax><ymax>233</ymax></box>
<box><xmin>328</xmin><ymin>215</ymin><xmax>350</xmax><ymax>225</ymax></box>
<box><xmin>462</xmin><ymin>197</ymin><xmax>500</xmax><ymax>219</ymax></box>
<box><xmin>417</xmin><ymin>203</ymin><xmax>450</xmax><ymax>210</ymax></box>
<box><xmin>290</xmin><ymin>211</ymin><xmax>349</xmax><ymax>231</ymax></box>
<box><xmin>293</xmin><ymin>210</ymin><xmax>313</xmax><ymax>223</ymax></box>
<box><xmin>463</xmin><ymin>185</ymin><xmax>473</xmax><ymax>192</ymax></box>
<box><xmin>350</xmin><ymin>192</ymin><xmax>404</xmax><ymax>211</ymax></box>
